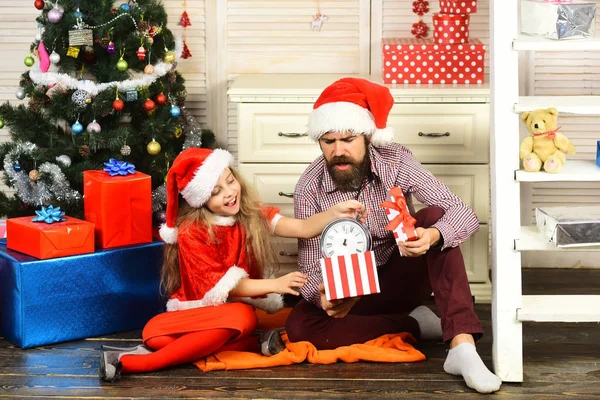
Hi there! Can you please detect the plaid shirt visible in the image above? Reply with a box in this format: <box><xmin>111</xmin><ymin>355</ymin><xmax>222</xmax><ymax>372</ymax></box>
<box><xmin>294</xmin><ymin>143</ymin><xmax>480</xmax><ymax>307</ymax></box>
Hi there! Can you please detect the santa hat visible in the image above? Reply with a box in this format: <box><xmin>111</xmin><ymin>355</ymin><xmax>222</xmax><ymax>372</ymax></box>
<box><xmin>307</xmin><ymin>77</ymin><xmax>395</xmax><ymax>146</ymax></box>
<box><xmin>159</xmin><ymin>148</ymin><xmax>234</xmax><ymax>244</ymax></box>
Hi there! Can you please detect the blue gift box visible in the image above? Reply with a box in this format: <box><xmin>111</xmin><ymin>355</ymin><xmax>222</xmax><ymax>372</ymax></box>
<box><xmin>0</xmin><ymin>239</ymin><xmax>165</xmax><ymax>349</ymax></box>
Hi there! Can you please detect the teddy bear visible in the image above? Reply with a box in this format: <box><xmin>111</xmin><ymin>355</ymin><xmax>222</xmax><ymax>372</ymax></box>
<box><xmin>520</xmin><ymin>107</ymin><xmax>576</xmax><ymax>174</ymax></box>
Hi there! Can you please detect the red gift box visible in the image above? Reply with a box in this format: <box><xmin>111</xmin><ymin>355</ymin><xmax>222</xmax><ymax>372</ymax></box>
<box><xmin>84</xmin><ymin>170</ymin><xmax>152</xmax><ymax>249</ymax></box>
<box><xmin>433</xmin><ymin>13</ymin><xmax>470</xmax><ymax>44</ymax></box>
<box><xmin>381</xmin><ymin>187</ymin><xmax>418</xmax><ymax>244</ymax></box>
<box><xmin>320</xmin><ymin>251</ymin><xmax>379</xmax><ymax>301</ymax></box>
<box><xmin>382</xmin><ymin>38</ymin><xmax>485</xmax><ymax>84</ymax></box>
<box><xmin>439</xmin><ymin>0</ymin><xmax>478</xmax><ymax>14</ymax></box>
<box><xmin>6</xmin><ymin>216</ymin><xmax>94</xmax><ymax>259</ymax></box>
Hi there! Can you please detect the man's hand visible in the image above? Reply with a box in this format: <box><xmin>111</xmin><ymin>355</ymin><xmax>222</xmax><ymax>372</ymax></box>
<box><xmin>397</xmin><ymin>227</ymin><xmax>441</xmax><ymax>257</ymax></box>
<box><xmin>319</xmin><ymin>283</ymin><xmax>360</xmax><ymax>318</ymax></box>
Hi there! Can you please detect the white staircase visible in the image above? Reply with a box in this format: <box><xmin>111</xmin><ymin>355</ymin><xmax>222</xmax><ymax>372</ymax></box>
<box><xmin>490</xmin><ymin>0</ymin><xmax>600</xmax><ymax>382</ymax></box>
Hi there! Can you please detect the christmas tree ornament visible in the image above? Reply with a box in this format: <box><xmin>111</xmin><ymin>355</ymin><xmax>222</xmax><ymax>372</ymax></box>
<box><xmin>411</xmin><ymin>0</ymin><xmax>430</xmax><ymax>39</ymax></box>
<box><xmin>66</xmin><ymin>46</ymin><xmax>80</xmax><ymax>58</ymax></box>
<box><xmin>79</xmin><ymin>144</ymin><xmax>90</xmax><ymax>157</ymax></box>
<box><xmin>179</xmin><ymin>4</ymin><xmax>192</xmax><ymax>59</ymax></box>
<box><xmin>55</xmin><ymin>155</ymin><xmax>71</xmax><ymax>167</ymax></box>
<box><xmin>13</xmin><ymin>161</ymin><xmax>23</xmax><ymax>172</ymax></box>
<box><xmin>86</xmin><ymin>119</ymin><xmax>101</xmax><ymax>133</ymax></box>
<box><xmin>156</xmin><ymin>93</ymin><xmax>166</xmax><ymax>104</ymax></box>
<box><xmin>48</xmin><ymin>7</ymin><xmax>63</xmax><ymax>23</ymax></box>
<box><xmin>146</xmin><ymin>139</ymin><xmax>161</xmax><ymax>155</ymax></box>
<box><xmin>71</xmin><ymin>89</ymin><xmax>91</xmax><ymax>108</ymax></box>
<box><xmin>73</xmin><ymin>8</ymin><xmax>83</xmax><ymax>19</ymax></box>
<box><xmin>173</xmin><ymin>126</ymin><xmax>182</xmax><ymax>138</ymax></box>
<box><xmin>69</xmin><ymin>28</ymin><xmax>93</xmax><ymax>47</ymax></box>
<box><xmin>117</xmin><ymin>58</ymin><xmax>128</xmax><ymax>71</ymax></box>
<box><xmin>24</xmin><ymin>55</ymin><xmax>35</xmax><ymax>67</ymax></box>
<box><xmin>120</xmin><ymin>144</ymin><xmax>131</xmax><ymax>156</ymax></box>
<box><xmin>113</xmin><ymin>98</ymin><xmax>124</xmax><ymax>111</ymax></box>
<box><xmin>81</xmin><ymin>46</ymin><xmax>97</xmax><ymax>64</ymax></box>
<box><xmin>125</xmin><ymin>89</ymin><xmax>138</xmax><ymax>102</ymax></box>
<box><xmin>119</xmin><ymin>3</ymin><xmax>130</xmax><ymax>12</ymax></box>
<box><xmin>32</xmin><ymin>205</ymin><xmax>66</xmax><ymax>224</ymax></box>
<box><xmin>163</xmin><ymin>50</ymin><xmax>176</xmax><ymax>64</ymax></box>
<box><xmin>144</xmin><ymin>64</ymin><xmax>154</xmax><ymax>75</ymax></box>
<box><xmin>147</xmin><ymin>36</ymin><xmax>154</xmax><ymax>45</ymax></box>
<box><xmin>37</xmin><ymin>40</ymin><xmax>50</xmax><ymax>72</ymax></box>
<box><xmin>29</xmin><ymin>169</ymin><xmax>40</xmax><ymax>181</ymax></box>
<box><xmin>0</xmin><ymin>118</ymin><xmax>4</xmax><ymax>129</ymax></box>
<box><xmin>411</xmin><ymin>20</ymin><xmax>428</xmax><ymax>39</ymax></box>
<box><xmin>152</xmin><ymin>209</ymin><xmax>166</xmax><ymax>226</ymax></box>
<box><xmin>136</xmin><ymin>46</ymin><xmax>146</xmax><ymax>60</ymax></box>
<box><xmin>181</xmin><ymin>43</ymin><xmax>192</xmax><ymax>59</ymax></box>
<box><xmin>16</xmin><ymin>88</ymin><xmax>26</xmax><ymax>100</ymax></box>
<box><xmin>170</xmin><ymin>104</ymin><xmax>181</xmax><ymax>117</ymax></box>
<box><xmin>311</xmin><ymin>0</ymin><xmax>328</xmax><ymax>31</ymax></box>
<box><xmin>34</xmin><ymin>0</ymin><xmax>44</xmax><ymax>10</ymax></box>
<box><xmin>179</xmin><ymin>10</ymin><xmax>191</xmax><ymax>28</ymax></box>
<box><xmin>35</xmin><ymin>24</ymin><xmax>43</xmax><ymax>41</ymax></box>
<box><xmin>49</xmin><ymin>50</ymin><xmax>61</xmax><ymax>64</ymax></box>
<box><xmin>71</xmin><ymin>120</ymin><xmax>83</xmax><ymax>135</ymax></box>
<box><xmin>107</xmin><ymin>41</ymin><xmax>116</xmax><ymax>54</ymax></box>
<box><xmin>144</xmin><ymin>99</ymin><xmax>155</xmax><ymax>111</ymax></box>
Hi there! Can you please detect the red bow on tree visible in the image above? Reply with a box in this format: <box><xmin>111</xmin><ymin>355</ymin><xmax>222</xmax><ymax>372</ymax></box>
<box><xmin>380</xmin><ymin>187</ymin><xmax>417</xmax><ymax>232</ymax></box>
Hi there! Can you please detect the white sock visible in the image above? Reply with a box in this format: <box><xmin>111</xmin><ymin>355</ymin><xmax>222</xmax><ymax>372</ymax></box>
<box><xmin>443</xmin><ymin>342</ymin><xmax>502</xmax><ymax>394</ymax></box>
<box><xmin>408</xmin><ymin>305</ymin><xmax>442</xmax><ymax>341</ymax></box>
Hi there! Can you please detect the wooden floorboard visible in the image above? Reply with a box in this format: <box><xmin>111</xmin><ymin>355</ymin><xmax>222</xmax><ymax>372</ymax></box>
<box><xmin>1</xmin><ymin>268</ymin><xmax>600</xmax><ymax>399</ymax></box>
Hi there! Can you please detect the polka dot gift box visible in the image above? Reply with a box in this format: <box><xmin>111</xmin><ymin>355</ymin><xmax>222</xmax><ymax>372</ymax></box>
<box><xmin>439</xmin><ymin>0</ymin><xmax>478</xmax><ymax>14</ymax></box>
<box><xmin>382</xmin><ymin>38</ymin><xmax>485</xmax><ymax>85</ymax></box>
<box><xmin>433</xmin><ymin>13</ymin><xmax>470</xmax><ymax>44</ymax></box>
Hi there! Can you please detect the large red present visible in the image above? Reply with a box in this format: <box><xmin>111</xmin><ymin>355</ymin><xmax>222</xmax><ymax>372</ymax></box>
<box><xmin>380</xmin><ymin>187</ymin><xmax>418</xmax><ymax>245</ymax></box>
<box><xmin>433</xmin><ymin>13</ymin><xmax>470</xmax><ymax>44</ymax></box>
<box><xmin>439</xmin><ymin>0</ymin><xmax>478</xmax><ymax>14</ymax></box>
<box><xmin>320</xmin><ymin>251</ymin><xmax>379</xmax><ymax>301</ymax></box>
<box><xmin>382</xmin><ymin>38</ymin><xmax>485</xmax><ymax>84</ymax></box>
<box><xmin>6</xmin><ymin>216</ymin><xmax>94</xmax><ymax>259</ymax></box>
<box><xmin>84</xmin><ymin>170</ymin><xmax>152</xmax><ymax>249</ymax></box>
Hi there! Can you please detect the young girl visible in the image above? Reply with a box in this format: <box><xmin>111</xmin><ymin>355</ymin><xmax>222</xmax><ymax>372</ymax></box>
<box><xmin>99</xmin><ymin>147</ymin><xmax>365</xmax><ymax>382</ymax></box>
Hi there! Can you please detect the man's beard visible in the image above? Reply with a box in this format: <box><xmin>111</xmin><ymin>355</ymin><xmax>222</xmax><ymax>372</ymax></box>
<box><xmin>326</xmin><ymin>152</ymin><xmax>371</xmax><ymax>192</ymax></box>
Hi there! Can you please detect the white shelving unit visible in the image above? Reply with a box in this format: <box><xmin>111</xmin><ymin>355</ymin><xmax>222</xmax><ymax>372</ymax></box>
<box><xmin>490</xmin><ymin>1</ymin><xmax>600</xmax><ymax>382</ymax></box>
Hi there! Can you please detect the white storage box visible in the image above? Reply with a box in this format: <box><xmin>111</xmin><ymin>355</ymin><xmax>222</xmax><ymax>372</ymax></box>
<box><xmin>536</xmin><ymin>206</ymin><xmax>600</xmax><ymax>248</ymax></box>
<box><xmin>520</xmin><ymin>0</ymin><xmax>597</xmax><ymax>40</ymax></box>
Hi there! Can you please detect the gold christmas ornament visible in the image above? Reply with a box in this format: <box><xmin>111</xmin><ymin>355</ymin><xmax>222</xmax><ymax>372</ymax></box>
<box><xmin>66</xmin><ymin>47</ymin><xmax>80</xmax><ymax>58</ymax></box>
<box><xmin>163</xmin><ymin>50</ymin><xmax>176</xmax><ymax>63</ymax></box>
<box><xmin>174</xmin><ymin>126</ymin><xmax>183</xmax><ymax>138</ymax></box>
<box><xmin>147</xmin><ymin>139</ymin><xmax>161</xmax><ymax>155</ymax></box>
<box><xmin>29</xmin><ymin>169</ymin><xmax>39</xmax><ymax>181</ymax></box>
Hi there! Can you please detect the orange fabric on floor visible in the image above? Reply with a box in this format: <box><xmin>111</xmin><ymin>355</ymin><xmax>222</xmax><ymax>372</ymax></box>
<box><xmin>194</xmin><ymin>308</ymin><xmax>426</xmax><ymax>372</ymax></box>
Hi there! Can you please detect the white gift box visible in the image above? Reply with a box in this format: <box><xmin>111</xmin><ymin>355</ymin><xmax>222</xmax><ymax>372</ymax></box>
<box><xmin>383</xmin><ymin>189</ymin><xmax>418</xmax><ymax>244</ymax></box>
<box><xmin>520</xmin><ymin>0</ymin><xmax>597</xmax><ymax>40</ymax></box>
<box><xmin>535</xmin><ymin>206</ymin><xmax>600</xmax><ymax>247</ymax></box>
<box><xmin>320</xmin><ymin>251</ymin><xmax>380</xmax><ymax>301</ymax></box>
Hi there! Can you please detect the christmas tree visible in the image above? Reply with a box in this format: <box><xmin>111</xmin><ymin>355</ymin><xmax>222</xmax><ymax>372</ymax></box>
<box><xmin>0</xmin><ymin>0</ymin><xmax>214</xmax><ymax>223</ymax></box>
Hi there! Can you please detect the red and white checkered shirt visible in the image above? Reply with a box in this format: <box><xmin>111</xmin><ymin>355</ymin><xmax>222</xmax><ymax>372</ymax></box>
<box><xmin>294</xmin><ymin>143</ymin><xmax>480</xmax><ymax>307</ymax></box>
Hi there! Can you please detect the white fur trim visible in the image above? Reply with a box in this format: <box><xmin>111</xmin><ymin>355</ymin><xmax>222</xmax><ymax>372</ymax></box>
<box><xmin>231</xmin><ymin>293</ymin><xmax>284</xmax><ymax>314</ymax></box>
<box><xmin>370</xmin><ymin>126</ymin><xmax>395</xmax><ymax>146</ymax></box>
<box><xmin>270</xmin><ymin>213</ymin><xmax>283</xmax><ymax>234</ymax></box>
<box><xmin>213</xmin><ymin>215</ymin><xmax>236</xmax><ymax>226</ymax></box>
<box><xmin>308</xmin><ymin>102</ymin><xmax>377</xmax><ymax>141</ymax></box>
<box><xmin>181</xmin><ymin>149</ymin><xmax>234</xmax><ymax>207</ymax></box>
<box><xmin>166</xmin><ymin>266</ymin><xmax>249</xmax><ymax>311</ymax></box>
<box><xmin>159</xmin><ymin>224</ymin><xmax>178</xmax><ymax>244</ymax></box>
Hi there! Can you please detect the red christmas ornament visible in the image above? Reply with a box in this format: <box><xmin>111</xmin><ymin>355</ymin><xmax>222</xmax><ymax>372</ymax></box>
<box><xmin>136</xmin><ymin>46</ymin><xmax>146</xmax><ymax>61</ymax></box>
<box><xmin>34</xmin><ymin>0</ymin><xmax>44</xmax><ymax>10</ymax></box>
<box><xmin>113</xmin><ymin>99</ymin><xmax>124</xmax><ymax>111</ymax></box>
<box><xmin>412</xmin><ymin>0</ymin><xmax>429</xmax><ymax>16</ymax></box>
<box><xmin>179</xmin><ymin>11</ymin><xmax>191</xmax><ymax>27</ymax></box>
<box><xmin>144</xmin><ymin>99</ymin><xmax>155</xmax><ymax>111</ymax></box>
<box><xmin>411</xmin><ymin>20</ymin><xmax>429</xmax><ymax>39</ymax></box>
<box><xmin>156</xmin><ymin>93</ymin><xmax>167</xmax><ymax>104</ymax></box>
<box><xmin>180</xmin><ymin>41</ymin><xmax>192</xmax><ymax>59</ymax></box>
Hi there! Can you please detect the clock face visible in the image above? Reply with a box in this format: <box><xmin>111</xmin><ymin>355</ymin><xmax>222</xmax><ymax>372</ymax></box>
<box><xmin>320</xmin><ymin>218</ymin><xmax>372</xmax><ymax>258</ymax></box>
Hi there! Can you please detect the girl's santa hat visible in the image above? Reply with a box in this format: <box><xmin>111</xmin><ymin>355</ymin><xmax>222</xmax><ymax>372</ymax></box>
<box><xmin>159</xmin><ymin>148</ymin><xmax>234</xmax><ymax>244</ymax></box>
<box><xmin>307</xmin><ymin>77</ymin><xmax>395</xmax><ymax>146</ymax></box>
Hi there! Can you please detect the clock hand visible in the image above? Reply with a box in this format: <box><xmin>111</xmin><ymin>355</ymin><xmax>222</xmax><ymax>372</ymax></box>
<box><xmin>343</xmin><ymin>238</ymin><xmax>347</xmax><ymax>246</ymax></box>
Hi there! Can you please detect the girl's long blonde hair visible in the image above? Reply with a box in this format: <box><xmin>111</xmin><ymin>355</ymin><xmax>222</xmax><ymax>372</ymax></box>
<box><xmin>160</xmin><ymin>167</ymin><xmax>278</xmax><ymax>298</ymax></box>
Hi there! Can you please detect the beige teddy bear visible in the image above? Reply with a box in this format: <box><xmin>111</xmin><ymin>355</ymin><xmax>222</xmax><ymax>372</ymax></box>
<box><xmin>520</xmin><ymin>107</ymin><xmax>576</xmax><ymax>173</ymax></box>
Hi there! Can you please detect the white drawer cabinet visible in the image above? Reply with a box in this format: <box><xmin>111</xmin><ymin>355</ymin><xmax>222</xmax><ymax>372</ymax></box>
<box><xmin>229</xmin><ymin>74</ymin><xmax>492</xmax><ymax>302</ymax></box>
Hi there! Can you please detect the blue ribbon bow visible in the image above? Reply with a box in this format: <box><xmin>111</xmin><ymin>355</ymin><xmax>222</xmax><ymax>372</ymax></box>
<box><xmin>32</xmin><ymin>205</ymin><xmax>66</xmax><ymax>224</ymax></box>
<box><xmin>103</xmin><ymin>158</ymin><xmax>136</xmax><ymax>176</ymax></box>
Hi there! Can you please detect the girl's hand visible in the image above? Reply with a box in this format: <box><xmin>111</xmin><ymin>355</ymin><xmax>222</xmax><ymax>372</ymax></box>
<box><xmin>273</xmin><ymin>272</ymin><xmax>307</xmax><ymax>295</ymax></box>
<box><xmin>329</xmin><ymin>200</ymin><xmax>367</xmax><ymax>223</ymax></box>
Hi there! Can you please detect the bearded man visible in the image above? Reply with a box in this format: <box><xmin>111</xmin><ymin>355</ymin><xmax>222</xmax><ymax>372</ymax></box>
<box><xmin>285</xmin><ymin>77</ymin><xmax>501</xmax><ymax>394</ymax></box>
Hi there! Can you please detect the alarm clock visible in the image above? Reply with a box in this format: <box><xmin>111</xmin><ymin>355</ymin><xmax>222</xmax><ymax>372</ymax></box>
<box><xmin>320</xmin><ymin>218</ymin><xmax>372</xmax><ymax>258</ymax></box>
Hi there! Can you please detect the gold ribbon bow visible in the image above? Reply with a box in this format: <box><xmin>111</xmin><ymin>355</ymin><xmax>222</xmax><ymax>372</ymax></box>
<box><xmin>380</xmin><ymin>187</ymin><xmax>416</xmax><ymax>232</ymax></box>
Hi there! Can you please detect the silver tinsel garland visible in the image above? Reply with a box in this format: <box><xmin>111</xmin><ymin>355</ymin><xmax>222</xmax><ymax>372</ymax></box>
<box><xmin>152</xmin><ymin>183</ymin><xmax>167</xmax><ymax>211</ymax></box>
<box><xmin>3</xmin><ymin>142</ymin><xmax>81</xmax><ymax>206</ymax></box>
<box><xmin>182</xmin><ymin>111</ymin><xmax>203</xmax><ymax>150</ymax></box>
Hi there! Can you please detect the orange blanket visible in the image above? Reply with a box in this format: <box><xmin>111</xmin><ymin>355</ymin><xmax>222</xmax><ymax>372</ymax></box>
<box><xmin>194</xmin><ymin>309</ymin><xmax>425</xmax><ymax>372</ymax></box>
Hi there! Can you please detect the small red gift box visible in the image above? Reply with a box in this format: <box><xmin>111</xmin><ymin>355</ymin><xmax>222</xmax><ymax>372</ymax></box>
<box><xmin>6</xmin><ymin>216</ymin><xmax>94</xmax><ymax>259</ymax></box>
<box><xmin>382</xmin><ymin>38</ymin><xmax>485</xmax><ymax>84</ymax></box>
<box><xmin>439</xmin><ymin>0</ymin><xmax>478</xmax><ymax>14</ymax></box>
<box><xmin>433</xmin><ymin>13</ymin><xmax>470</xmax><ymax>44</ymax></box>
<box><xmin>84</xmin><ymin>170</ymin><xmax>152</xmax><ymax>249</ymax></box>
<box><xmin>320</xmin><ymin>251</ymin><xmax>379</xmax><ymax>301</ymax></box>
<box><xmin>381</xmin><ymin>187</ymin><xmax>418</xmax><ymax>244</ymax></box>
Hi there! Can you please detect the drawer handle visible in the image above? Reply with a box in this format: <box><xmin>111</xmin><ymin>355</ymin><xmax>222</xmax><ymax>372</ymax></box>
<box><xmin>278</xmin><ymin>191</ymin><xmax>294</xmax><ymax>198</ymax></box>
<box><xmin>418</xmin><ymin>131</ymin><xmax>450</xmax><ymax>137</ymax></box>
<box><xmin>279</xmin><ymin>251</ymin><xmax>299</xmax><ymax>257</ymax></box>
<box><xmin>278</xmin><ymin>132</ymin><xmax>308</xmax><ymax>138</ymax></box>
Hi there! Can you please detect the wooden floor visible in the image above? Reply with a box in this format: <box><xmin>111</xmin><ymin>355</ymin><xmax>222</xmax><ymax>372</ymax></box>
<box><xmin>2</xmin><ymin>268</ymin><xmax>600</xmax><ymax>399</ymax></box>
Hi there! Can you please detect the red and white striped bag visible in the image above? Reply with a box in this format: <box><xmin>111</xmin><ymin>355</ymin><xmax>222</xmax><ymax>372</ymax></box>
<box><xmin>320</xmin><ymin>251</ymin><xmax>380</xmax><ymax>301</ymax></box>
